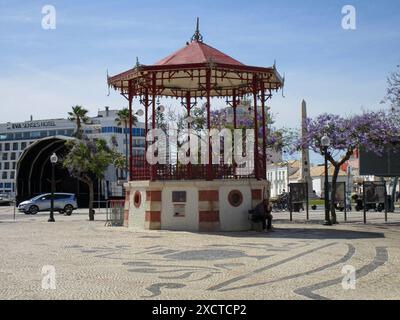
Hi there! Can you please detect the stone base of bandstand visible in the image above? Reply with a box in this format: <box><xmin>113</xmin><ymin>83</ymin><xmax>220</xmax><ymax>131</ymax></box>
<box><xmin>123</xmin><ymin>179</ymin><xmax>271</xmax><ymax>232</ymax></box>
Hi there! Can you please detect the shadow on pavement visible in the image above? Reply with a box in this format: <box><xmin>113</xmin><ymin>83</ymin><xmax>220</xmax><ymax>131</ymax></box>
<box><xmin>202</xmin><ymin>227</ymin><xmax>385</xmax><ymax>240</ymax></box>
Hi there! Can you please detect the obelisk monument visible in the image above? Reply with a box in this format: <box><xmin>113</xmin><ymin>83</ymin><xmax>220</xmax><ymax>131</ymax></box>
<box><xmin>299</xmin><ymin>100</ymin><xmax>314</xmax><ymax>198</ymax></box>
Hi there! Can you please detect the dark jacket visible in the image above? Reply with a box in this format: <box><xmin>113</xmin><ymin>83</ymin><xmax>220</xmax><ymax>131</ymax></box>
<box><xmin>253</xmin><ymin>202</ymin><xmax>272</xmax><ymax>219</ymax></box>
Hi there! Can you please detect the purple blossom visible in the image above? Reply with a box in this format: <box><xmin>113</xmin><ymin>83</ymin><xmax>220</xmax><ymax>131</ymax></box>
<box><xmin>297</xmin><ymin>111</ymin><xmax>400</xmax><ymax>156</ymax></box>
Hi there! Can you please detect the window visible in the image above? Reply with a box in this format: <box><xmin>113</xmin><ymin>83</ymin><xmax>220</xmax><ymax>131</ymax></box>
<box><xmin>55</xmin><ymin>194</ymin><xmax>70</xmax><ymax>200</ymax></box>
<box><xmin>2</xmin><ymin>153</ymin><xmax>8</xmax><ymax>160</ymax></box>
<box><xmin>10</xmin><ymin>171</ymin><xmax>15</xmax><ymax>179</ymax></box>
<box><xmin>21</xmin><ymin>142</ymin><xmax>27</xmax><ymax>149</ymax></box>
<box><xmin>0</xmin><ymin>143</ymin><xmax>2</xmax><ymax>151</ymax></box>
<box><xmin>10</xmin><ymin>153</ymin><xmax>16</xmax><ymax>160</ymax></box>
<box><xmin>5</xmin><ymin>143</ymin><xmax>10</xmax><ymax>151</ymax></box>
<box><xmin>15</xmin><ymin>132</ymin><xmax>22</xmax><ymax>140</ymax></box>
<box><xmin>4</xmin><ymin>162</ymin><xmax>9</xmax><ymax>170</ymax></box>
<box><xmin>23</xmin><ymin>132</ymin><xmax>30</xmax><ymax>139</ymax></box>
<box><xmin>132</xmin><ymin>128</ymin><xmax>146</xmax><ymax>137</ymax></box>
<box><xmin>2</xmin><ymin>172</ymin><xmax>7</xmax><ymax>179</ymax></box>
<box><xmin>172</xmin><ymin>191</ymin><xmax>186</xmax><ymax>203</ymax></box>
<box><xmin>30</xmin><ymin>131</ymin><xmax>41</xmax><ymax>138</ymax></box>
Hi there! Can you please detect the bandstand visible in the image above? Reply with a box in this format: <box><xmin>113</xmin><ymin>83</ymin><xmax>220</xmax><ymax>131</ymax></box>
<box><xmin>108</xmin><ymin>20</ymin><xmax>284</xmax><ymax>231</ymax></box>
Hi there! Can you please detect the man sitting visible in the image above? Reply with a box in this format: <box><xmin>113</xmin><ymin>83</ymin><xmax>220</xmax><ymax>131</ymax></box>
<box><xmin>253</xmin><ymin>199</ymin><xmax>273</xmax><ymax>231</ymax></box>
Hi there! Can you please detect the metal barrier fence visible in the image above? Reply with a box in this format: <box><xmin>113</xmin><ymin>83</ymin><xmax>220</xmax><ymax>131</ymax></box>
<box><xmin>93</xmin><ymin>200</ymin><xmax>110</xmax><ymax>214</ymax></box>
<box><xmin>105</xmin><ymin>200</ymin><xmax>125</xmax><ymax>227</ymax></box>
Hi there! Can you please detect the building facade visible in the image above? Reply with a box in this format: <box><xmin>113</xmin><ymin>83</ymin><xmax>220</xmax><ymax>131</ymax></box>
<box><xmin>0</xmin><ymin>107</ymin><xmax>145</xmax><ymax>198</ymax></box>
<box><xmin>267</xmin><ymin>160</ymin><xmax>299</xmax><ymax>198</ymax></box>
<box><xmin>267</xmin><ymin>160</ymin><xmax>354</xmax><ymax>199</ymax></box>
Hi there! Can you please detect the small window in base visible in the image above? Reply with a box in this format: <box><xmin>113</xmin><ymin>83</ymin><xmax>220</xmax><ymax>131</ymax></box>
<box><xmin>172</xmin><ymin>191</ymin><xmax>186</xmax><ymax>203</ymax></box>
<box><xmin>228</xmin><ymin>190</ymin><xmax>243</xmax><ymax>207</ymax></box>
<box><xmin>134</xmin><ymin>191</ymin><xmax>141</xmax><ymax>208</ymax></box>
<box><xmin>173</xmin><ymin>204</ymin><xmax>186</xmax><ymax>217</ymax></box>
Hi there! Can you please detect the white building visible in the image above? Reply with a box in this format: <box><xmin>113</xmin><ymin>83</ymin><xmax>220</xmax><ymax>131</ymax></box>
<box><xmin>0</xmin><ymin>107</ymin><xmax>145</xmax><ymax>198</ymax></box>
<box><xmin>267</xmin><ymin>160</ymin><xmax>353</xmax><ymax>199</ymax></box>
<box><xmin>267</xmin><ymin>160</ymin><xmax>300</xmax><ymax>198</ymax></box>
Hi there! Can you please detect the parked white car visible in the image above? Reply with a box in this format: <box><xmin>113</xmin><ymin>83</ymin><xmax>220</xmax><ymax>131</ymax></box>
<box><xmin>18</xmin><ymin>193</ymin><xmax>78</xmax><ymax>215</ymax></box>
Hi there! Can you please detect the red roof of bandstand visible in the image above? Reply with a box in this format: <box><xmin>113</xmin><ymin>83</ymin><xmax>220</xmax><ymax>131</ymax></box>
<box><xmin>155</xmin><ymin>40</ymin><xmax>244</xmax><ymax>66</ymax></box>
<box><xmin>108</xmin><ymin>20</ymin><xmax>284</xmax><ymax>98</ymax></box>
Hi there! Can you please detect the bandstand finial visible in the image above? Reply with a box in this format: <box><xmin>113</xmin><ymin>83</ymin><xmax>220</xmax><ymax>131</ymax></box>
<box><xmin>191</xmin><ymin>17</ymin><xmax>203</xmax><ymax>43</ymax></box>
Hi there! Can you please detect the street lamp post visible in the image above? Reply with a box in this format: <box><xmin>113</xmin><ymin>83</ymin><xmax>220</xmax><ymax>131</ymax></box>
<box><xmin>321</xmin><ymin>135</ymin><xmax>332</xmax><ymax>226</ymax></box>
<box><xmin>48</xmin><ymin>153</ymin><xmax>58</xmax><ymax>223</ymax></box>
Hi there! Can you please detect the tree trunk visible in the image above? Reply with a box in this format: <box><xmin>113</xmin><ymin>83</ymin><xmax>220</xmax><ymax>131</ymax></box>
<box><xmin>330</xmin><ymin>165</ymin><xmax>341</xmax><ymax>224</ymax></box>
<box><xmin>76</xmin><ymin>118</ymin><xmax>82</xmax><ymax>139</ymax></box>
<box><xmin>325</xmin><ymin>149</ymin><xmax>354</xmax><ymax>226</ymax></box>
<box><xmin>88</xmin><ymin>180</ymin><xmax>94</xmax><ymax>221</ymax></box>
<box><xmin>391</xmin><ymin>177</ymin><xmax>398</xmax><ymax>212</ymax></box>
<box><xmin>77</xmin><ymin>175</ymin><xmax>95</xmax><ymax>221</ymax></box>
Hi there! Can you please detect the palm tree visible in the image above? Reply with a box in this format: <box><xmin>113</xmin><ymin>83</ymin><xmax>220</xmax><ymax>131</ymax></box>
<box><xmin>115</xmin><ymin>108</ymin><xmax>138</xmax><ymax>179</ymax></box>
<box><xmin>68</xmin><ymin>105</ymin><xmax>90</xmax><ymax>139</ymax></box>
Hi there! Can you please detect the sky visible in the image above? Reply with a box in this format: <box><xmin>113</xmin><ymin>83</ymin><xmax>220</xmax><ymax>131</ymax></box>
<box><xmin>0</xmin><ymin>0</ymin><xmax>399</xmax><ymax>162</ymax></box>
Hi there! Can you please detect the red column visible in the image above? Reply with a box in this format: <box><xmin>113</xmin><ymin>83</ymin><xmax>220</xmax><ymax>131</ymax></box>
<box><xmin>186</xmin><ymin>91</ymin><xmax>192</xmax><ymax>179</ymax></box>
<box><xmin>261</xmin><ymin>83</ymin><xmax>267</xmax><ymax>180</ymax></box>
<box><xmin>253</xmin><ymin>76</ymin><xmax>260</xmax><ymax>180</ymax></box>
<box><xmin>233</xmin><ymin>89</ymin><xmax>237</xmax><ymax>129</ymax></box>
<box><xmin>206</xmin><ymin>68</ymin><xmax>213</xmax><ymax>181</ymax></box>
<box><xmin>144</xmin><ymin>88</ymin><xmax>149</xmax><ymax>179</ymax></box>
<box><xmin>232</xmin><ymin>89</ymin><xmax>237</xmax><ymax>179</ymax></box>
<box><xmin>128</xmin><ymin>83</ymin><xmax>133</xmax><ymax>181</ymax></box>
<box><xmin>151</xmin><ymin>73</ymin><xmax>156</xmax><ymax>181</ymax></box>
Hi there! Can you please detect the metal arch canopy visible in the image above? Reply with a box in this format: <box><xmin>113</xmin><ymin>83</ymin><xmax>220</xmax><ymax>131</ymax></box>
<box><xmin>107</xmin><ymin>29</ymin><xmax>284</xmax><ymax>98</ymax></box>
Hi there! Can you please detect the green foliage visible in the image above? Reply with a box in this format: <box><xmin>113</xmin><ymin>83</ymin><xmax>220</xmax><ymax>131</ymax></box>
<box><xmin>68</xmin><ymin>105</ymin><xmax>90</xmax><ymax>139</ymax></box>
<box><xmin>63</xmin><ymin>138</ymin><xmax>125</xmax><ymax>181</ymax></box>
<box><xmin>115</xmin><ymin>108</ymin><xmax>138</xmax><ymax>128</ymax></box>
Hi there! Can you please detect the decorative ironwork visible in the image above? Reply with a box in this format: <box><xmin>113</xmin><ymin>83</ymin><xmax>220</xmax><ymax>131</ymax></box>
<box><xmin>108</xmin><ymin>21</ymin><xmax>284</xmax><ymax>182</ymax></box>
<box><xmin>191</xmin><ymin>17</ymin><xmax>203</xmax><ymax>43</ymax></box>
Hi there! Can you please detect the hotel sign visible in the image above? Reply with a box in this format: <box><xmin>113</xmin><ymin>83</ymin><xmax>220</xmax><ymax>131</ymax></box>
<box><xmin>6</xmin><ymin>121</ymin><xmax>56</xmax><ymax>130</ymax></box>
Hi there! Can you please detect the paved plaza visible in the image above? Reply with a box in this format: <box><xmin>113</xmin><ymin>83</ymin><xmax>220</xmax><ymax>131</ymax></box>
<box><xmin>1</xmin><ymin>206</ymin><xmax>400</xmax><ymax>300</ymax></box>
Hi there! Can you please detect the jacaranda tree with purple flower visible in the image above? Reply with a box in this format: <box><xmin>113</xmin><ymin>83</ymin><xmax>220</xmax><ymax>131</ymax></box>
<box><xmin>299</xmin><ymin>111</ymin><xmax>400</xmax><ymax>224</ymax></box>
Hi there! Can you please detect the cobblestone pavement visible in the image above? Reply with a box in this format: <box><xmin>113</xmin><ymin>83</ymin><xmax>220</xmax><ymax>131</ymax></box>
<box><xmin>1</xmin><ymin>206</ymin><xmax>400</xmax><ymax>300</ymax></box>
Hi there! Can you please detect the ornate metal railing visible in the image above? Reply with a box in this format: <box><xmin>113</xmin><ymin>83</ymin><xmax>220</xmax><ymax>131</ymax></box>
<box><xmin>131</xmin><ymin>156</ymin><xmax>263</xmax><ymax>181</ymax></box>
